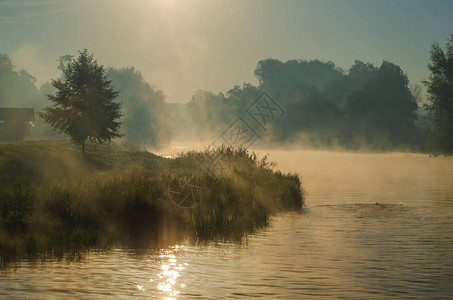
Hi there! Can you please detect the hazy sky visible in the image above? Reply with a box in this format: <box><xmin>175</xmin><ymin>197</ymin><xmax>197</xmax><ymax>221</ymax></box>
<box><xmin>1</xmin><ymin>0</ymin><xmax>452</xmax><ymax>103</ymax></box>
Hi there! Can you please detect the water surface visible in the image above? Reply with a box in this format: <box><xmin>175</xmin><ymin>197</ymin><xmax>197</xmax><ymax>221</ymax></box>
<box><xmin>2</xmin><ymin>150</ymin><xmax>453</xmax><ymax>298</ymax></box>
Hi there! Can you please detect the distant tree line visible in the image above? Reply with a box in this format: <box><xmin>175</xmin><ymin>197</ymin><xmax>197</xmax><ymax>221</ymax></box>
<box><xmin>176</xmin><ymin>35</ymin><xmax>452</xmax><ymax>153</ymax></box>
<box><xmin>181</xmin><ymin>59</ymin><xmax>421</xmax><ymax>150</ymax></box>
<box><xmin>0</xmin><ymin>34</ymin><xmax>452</xmax><ymax>153</ymax></box>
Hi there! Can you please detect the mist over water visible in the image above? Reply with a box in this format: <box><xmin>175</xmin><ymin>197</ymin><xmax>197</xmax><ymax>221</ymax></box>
<box><xmin>268</xmin><ymin>150</ymin><xmax>453</xmax><ymax>206</ymax></box>
<box><xmin>2</xmin><ymin>148</ymin><xmax>452</xmax><ymax>298</ymax></box>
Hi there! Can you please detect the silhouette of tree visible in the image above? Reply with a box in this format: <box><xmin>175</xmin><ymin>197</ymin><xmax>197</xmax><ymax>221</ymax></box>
<box><xmin>344</xmin><ymin>61</ymin><xmax>418</xmax><ymax>145</ymax></box>
<box><xmin>255</xmin><ymin>58</ymin><xmax>342</xmax><ymax>94</ymax></box>
<box><xmin>57</xmin><ymin>54</ymin><xmax>74</xmax><ymax>76</ymax></box>
<box><xmin>186</xmin><ymin>89</ymin><xmax>230</xmax><ymax>135</ymax></box>
<box><xmin>107</xmin><ymin>67</ymin><xmax>170</xmax><ymax>148</ymax></box>
<box><xmin>253</xmin><ymin>58</ymin><xmax>418</xmax><ymax>148</ymax></box>
<box><xmin>0</xmin><ymin>53</ymin><xmax>38</xmax><ymax>108</ymax></box>
<box><xmin>40</xmin><ymin>49</ymin><xmax>122</xmax><ymax>152</ymax></box>
<box><xmin>423</xmin><ymin>34</ymin><xmax>453</xmax><ymax>153</ymax></box>
<box><xmin>225</xmin><ymin>83</ymin><xmax>259</xmax><ymax>110</ymax></box>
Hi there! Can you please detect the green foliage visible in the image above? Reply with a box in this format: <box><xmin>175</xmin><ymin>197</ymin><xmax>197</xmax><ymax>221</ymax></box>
<box><xmin>0</xmin><ymin>184</ymin><xmax>35</xmax><ymax>232</ymax></box>
<box><xmin>423</xmin><ymin>34</ymin><xmax>453</xmax><ymax>154</ymax></box>
<box><xmin>39</xmin><ymin>49</ymin><xmax>122</xmax><ymax>151</ymax></box>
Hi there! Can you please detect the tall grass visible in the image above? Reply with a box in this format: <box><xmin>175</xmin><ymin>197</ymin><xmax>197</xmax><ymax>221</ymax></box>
<box><xmin>0</xmin><ymin>141</ymin><xmax>304</xmax><ymax>268</ymax></box>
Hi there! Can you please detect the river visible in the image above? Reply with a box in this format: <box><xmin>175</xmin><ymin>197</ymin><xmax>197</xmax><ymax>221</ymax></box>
<box><xmin>1</xmin><ymin>150</ymin><xmax>453</xmax><ymax>299</ymax></box>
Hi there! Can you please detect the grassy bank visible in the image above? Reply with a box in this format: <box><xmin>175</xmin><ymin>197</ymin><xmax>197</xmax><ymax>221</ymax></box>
<box><xmin>0</xmin><ymin>141</ymin><xmax>304</xmax><ymax>268</ymax></box>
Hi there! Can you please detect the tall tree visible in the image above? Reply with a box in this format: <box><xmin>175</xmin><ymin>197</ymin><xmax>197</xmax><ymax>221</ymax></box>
<box><xmin>40</xmin><ymin>49</ymin><xmax>122</xmax><ymax>151</ymax></box>
<box><xmin>423</xmin><ymin>34</ymin><xmax>453</xmax><ymax>153</ymax></box>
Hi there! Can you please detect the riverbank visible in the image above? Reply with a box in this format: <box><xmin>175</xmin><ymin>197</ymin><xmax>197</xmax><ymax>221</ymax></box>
<box><xmin>0</xmin><ymin>141</ymin><xmax>304</xmax><ymax>268</ymax></box>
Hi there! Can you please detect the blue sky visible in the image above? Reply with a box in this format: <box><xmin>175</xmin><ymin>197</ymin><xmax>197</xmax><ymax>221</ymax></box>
<box><xmin>1</xmin><ymin>0</ymin><xmax>452</xmax><ymax>102</ymax></box>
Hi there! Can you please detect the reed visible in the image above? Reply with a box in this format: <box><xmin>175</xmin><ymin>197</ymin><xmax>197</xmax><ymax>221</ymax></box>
<box><xmin>0</xmin><ymin>140</ymin><xmax>304</xmax><ymax>267</ymax></box>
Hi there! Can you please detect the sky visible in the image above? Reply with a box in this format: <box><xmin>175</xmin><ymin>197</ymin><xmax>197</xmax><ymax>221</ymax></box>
<box><xmin>1</xmin><ymin>0</ymin><xmax>452</xmax><ymax>103</ymax></box>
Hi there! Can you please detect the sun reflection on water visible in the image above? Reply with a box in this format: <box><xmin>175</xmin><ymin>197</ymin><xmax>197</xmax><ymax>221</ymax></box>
<box><xmin>155</xmin><ymin>245</ymin><xmax>187</xmax><ymax>299</ymax></box>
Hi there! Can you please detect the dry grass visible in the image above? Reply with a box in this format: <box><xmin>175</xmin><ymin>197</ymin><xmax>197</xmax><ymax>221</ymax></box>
<box><xmin>0</xmin><ymin>140</ymin><xmax>304</xmax><ymax>268</ymax></box>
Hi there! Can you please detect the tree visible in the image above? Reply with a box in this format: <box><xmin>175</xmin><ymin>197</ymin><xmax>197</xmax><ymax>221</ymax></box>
<box><xmin>40</xmin><ymin>49</ymin><xmax>122</xmax><ymax>151</ymax></box>
<box><xmin>254</xmin><ymin>58</ymin><xmax>342</xmax><ymax>94</ymax></box>
<box><xmin>0</xmin><ymin>53</ymin><xmax>38</xmax><ymax>108</ymax></box>
<box><xmin>186</xmin><ymin>89</ymin><xmax>229</xmax><ymax>136</ymax></box>
<box><xmin>107</xmin><ymin>67</ymin><xmax>170</xmax><ymax>148</ymax></box>
<box><xmin>423</xmin><ymin>34</ymin><xmax>453</xmax><ymax>153</ymax></box>
<box><xmin>343</xmin><ymin>61</ymin><xmax>418</xmax><ymax>146</ymax></box>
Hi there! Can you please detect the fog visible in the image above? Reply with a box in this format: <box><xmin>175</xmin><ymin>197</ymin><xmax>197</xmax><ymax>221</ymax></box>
<box><xmin>2</xmin><ymin>2</ymin><xmax>453</xmax><ymax>298</ymax></box>
<box><xmin>0</xmin><ymin>51</ymin><xmax>437</xmax><ymax>152</ymax></box>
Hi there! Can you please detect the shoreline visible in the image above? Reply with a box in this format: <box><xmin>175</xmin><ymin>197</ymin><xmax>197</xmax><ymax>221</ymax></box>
<box><xmin>0</xmin><ymin>140</ymin><xmax>304</xmax><ymax>268</ymax></box>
